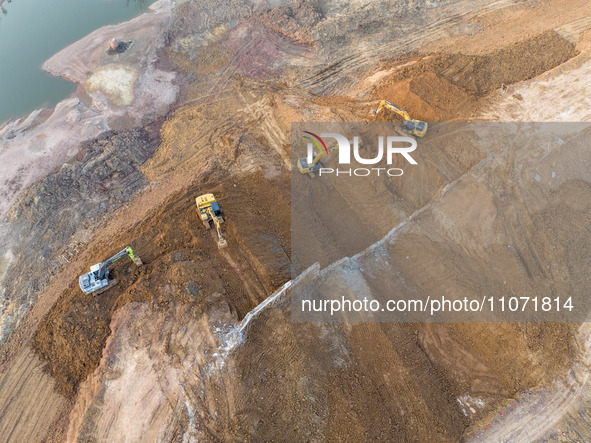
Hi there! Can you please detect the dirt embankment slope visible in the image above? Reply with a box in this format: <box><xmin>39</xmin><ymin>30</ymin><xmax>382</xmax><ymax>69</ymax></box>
<box><xmin>372</xmin><ymin>30</ymin><xmax>578</xmax><ymax>122</ymax></box>
<box><xmin>0</xmin><ymin>128</ymin><xmax>159</xmax><ymax>343</ymax></box>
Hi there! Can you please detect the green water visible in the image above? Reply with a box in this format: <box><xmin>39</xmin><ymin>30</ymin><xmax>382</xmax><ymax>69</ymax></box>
<box><xmin>0</xmin><ymin>0</ymin><xmax>152</xmax><ymax>124</ymax></box>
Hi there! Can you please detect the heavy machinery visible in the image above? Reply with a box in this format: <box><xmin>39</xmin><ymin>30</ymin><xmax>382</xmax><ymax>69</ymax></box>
<box><xmin>196</xmin><ymin>193</ymin><xmax>227</xmax><ymax>249</ymax></box>
<box><xmin>297</xmin><ymin>144</ymin><xmax>338</xmax><ymax>176</ymax></box>
<box><xmin>79</xmin><ymin>246</ymin><xmax>143</xmax><ymax>295</ymax></box>
<box><xmin>371</xmin><ymin>100</ymin><xmax>428</xmax><ymax>137</ymax></box>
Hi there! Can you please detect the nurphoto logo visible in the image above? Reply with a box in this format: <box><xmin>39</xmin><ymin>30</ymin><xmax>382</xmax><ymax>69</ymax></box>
<box><xmin>299</xmin><ymin>130</ymin><xmax>419</xmax><ymax>177</ymax></box>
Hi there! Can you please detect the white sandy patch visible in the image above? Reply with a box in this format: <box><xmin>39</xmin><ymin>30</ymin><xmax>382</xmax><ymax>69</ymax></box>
<box><xmin>0</xmin><ymin>250</ymin><xmax>14</xmax><ymax>286</ymax></box>
<box><xmin>86</xmin><ymin>65</ymin><xmax>137</xmax><ymax>107</ymax></box>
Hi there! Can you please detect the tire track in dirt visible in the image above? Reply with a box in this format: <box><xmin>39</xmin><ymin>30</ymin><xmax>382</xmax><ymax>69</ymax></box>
<box><xmin>0</xmin><ymin>347</ymin><xmax>68</xmax><ymax>442</ymax></box>
<box><xmin>299</xmin><ymin>0</ymin><xmax>517</xmax><ymax>94</ymax></box>
<box><xmin>469</xmin><ymin>323</ymin><xmax>591</xmax><ymax>441</ymax></box>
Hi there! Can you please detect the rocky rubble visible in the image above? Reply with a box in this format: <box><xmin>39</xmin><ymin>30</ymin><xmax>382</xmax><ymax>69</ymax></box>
<box><xmin>0</xmin><ymin>128</ymin><xmax>158</xmax><ymax>342</ymax></box>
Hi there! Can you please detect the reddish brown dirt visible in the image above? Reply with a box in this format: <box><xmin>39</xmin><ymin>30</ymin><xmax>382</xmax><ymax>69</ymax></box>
<box><xmin>373</xmin><ymin>30</ymin><xmax>578</xmax><ymax>121</ymax></box>
<box><xmin>31</xmin><ymin>172</ymin><xmax>290</xmax><ymax>398</ymax></box>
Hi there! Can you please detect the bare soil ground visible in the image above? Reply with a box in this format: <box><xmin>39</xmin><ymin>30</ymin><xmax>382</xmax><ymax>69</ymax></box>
<box><xmin>31</xmin><ymin>171</ymin><xmax>290</xmax><ymax>398</ymax></box>
<box><xmin>372</xmin><ymin>30</ymin><xmax>578</xmax><ymax>121</ymax></box>
<box><xmin>0</xmin><ymin>348</ymin><xmax>69</xmax><ymax>442</ymax></box>
<box><xmin>1</xmin><ymin>0</ymin><xmax>591</xmax><ymax>441</ymax></box>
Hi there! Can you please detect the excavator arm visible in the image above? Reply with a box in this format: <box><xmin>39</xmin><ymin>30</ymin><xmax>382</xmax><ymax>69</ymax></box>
<box><xmin>79</xmin><ymin>246</ymin><xmax>143</xmax><ymax>295</ymax></box>
<box><xmin>372</xmin><ymin>100</ymin><xmax>412</xmax><ymax>120</ymax></box>
<box><xmin>311</xmin><ymin>144</ymin><xmax>338</xmax><ymax>165</ymax></box>
<box><xmin>371</xmin><ymin>100</ymin><xmax>428</xmax><ymax>137</ymax></box>
<box><xmin>97</xmin><ymin>247</ymin><xmax>130</xmax><ymax>280</ymax></box>
<box><xmin>97</xmin><ymin>246</ymin><xmax>142</xmax><ymax>280</ymax></box>
<box><xmin>207</xmin><ymin>207</ymin><xmax>227</xmax><ymax>248</ymax></box>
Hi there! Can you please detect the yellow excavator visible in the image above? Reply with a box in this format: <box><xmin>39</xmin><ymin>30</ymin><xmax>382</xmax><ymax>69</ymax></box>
<box><xmin>297</xmin><ymin>144</ymin><xmax>338</xmax><ymax>176</ymax></box>
<box><xmin>371</xmin><ymin>100</ymin><xmax>428</xmax><ymax>137</ymax></box>
<box><xmin>196</xmin><ymin>194</ymin><xmax>227</xmax><ymax>249</ymax></box>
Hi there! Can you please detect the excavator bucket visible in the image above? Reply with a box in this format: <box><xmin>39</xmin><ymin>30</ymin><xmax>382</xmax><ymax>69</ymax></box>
<box><xmin>125</xmin><ymin>246</ymin><xmax>143</xmax><ymax>266</ymax></box>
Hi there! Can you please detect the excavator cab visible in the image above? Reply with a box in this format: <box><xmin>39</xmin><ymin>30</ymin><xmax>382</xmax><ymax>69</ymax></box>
<box><xmin>402</xmin><ymin>120</ymin><xmax>428</xmax><ymax>138</ymax></box>
<box><xmin>79</xmin><ymin>263</ymin><xmax>109</xmax><ymax>294</ymax></box>
<box><xmin>196</xmin><ymin>194</ymin><xmax>224</xmax><ymax>226</ymax></box>
<box><xmin>297</xmin><ymin>144</ymin><xmax>338</xmax><ymax>176</ymax></box>
<box><xmin>297</xmin><ymin>157</ymin><xmax>320</xmax><ymax>175</ymax></box>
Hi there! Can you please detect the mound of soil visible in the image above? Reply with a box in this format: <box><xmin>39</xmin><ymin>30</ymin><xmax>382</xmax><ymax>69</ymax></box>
<box><xmin>374</xmin><ymin>30</ymin><xmax>578</xmax><ymax>121</ymax></box>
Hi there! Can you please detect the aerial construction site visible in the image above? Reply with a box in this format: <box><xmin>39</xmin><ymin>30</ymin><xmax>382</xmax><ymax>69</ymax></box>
<box><xmin>0</xmin><ymin>0</ymin><xmax>591</xmax><ymax>441</ymax></box>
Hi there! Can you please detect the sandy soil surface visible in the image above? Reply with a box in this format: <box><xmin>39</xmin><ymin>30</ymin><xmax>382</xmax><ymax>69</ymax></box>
<box><xmin>1</xmin><ymin>0</ymin><xmax>591</xmax><ymax>441</ymax></box>
<box><xmin>0</xmin><ymin>347</ymin><xmax>69</xmax><ymax>442</ymax></box>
